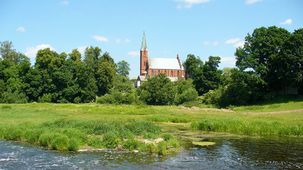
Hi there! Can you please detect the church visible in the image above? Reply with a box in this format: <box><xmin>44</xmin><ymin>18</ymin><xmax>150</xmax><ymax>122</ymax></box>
<box><xmin>136</xmin><ymin>33</ymin><xmax>185</xmax><ymax>87</ymax></box>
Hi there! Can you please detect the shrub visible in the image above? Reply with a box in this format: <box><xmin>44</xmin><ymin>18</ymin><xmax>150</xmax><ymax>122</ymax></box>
<box><xmin>38</xmin><ymin>132</ymin><xmax>54</xmax><ymax>147</ymax></box>
<box><xmin>3</xmin><ymin>127</ymin><xmax>23</xmax><ymax>141</ymax></box>
<box><xmin>138</xmin><ymin>74</ymin><xmax>175</xmax><ymax>105</ymax></box>
<box><xmin>174</xmin><ymin>79</ymin><xmax>198</xmax><ymax>105</ymax></box>
<box><xmin>123</xmin><ymin>138</ymin><xmax>140</xmax><ymax>150</ymax></box>
<box><xmin>157</xmin><ymin>142</ymin><xmax>168</xmax><ymax>155</ymax></box>
<box><xmin>38</xmin><ymin>93</ymin><xmax>53</xmax><ymax>103</ymax></box>
<box><xmin>24</xmin><ymin>129</ymin><xmax>43</xmax><ymax>144</ymax></box>
<box><xmin>162</xmin><ymin>133</ymin><xmax>174</xmax><ymax>141</ymax></box>
<box><xmin>51</xmin><ymin>134</ymin><xmax>69</xmax><ymax>151</ymax></box>
<box><xmin>1</xmin><ymin>91</ymin><xmax>28</xmax><ymax>103</ymax></box>
<box><xmin>102</xmin><ymin>132</ymin><xmax>120</xmax><ymax>149</ymax></box>
<box><xmin>68</xmin><ymin>138</ymin><xmax>80</xmax><ymax>151</ymax></box>
<box><xmin>87</xmin><ymin>136</ymin><xmax>103</xmax><ymax>148</ymax></box>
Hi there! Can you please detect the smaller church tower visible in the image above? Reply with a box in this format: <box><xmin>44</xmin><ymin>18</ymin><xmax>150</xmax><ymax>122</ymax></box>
<box><xmin>140</xmin><ymin>32</ymin><xmax>148</xmax><ymax>76</ymax></box>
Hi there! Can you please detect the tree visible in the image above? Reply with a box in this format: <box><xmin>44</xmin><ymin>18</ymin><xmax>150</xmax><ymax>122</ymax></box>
<box><xmin>117</xmin><ymin>60</ymin><xmax>130</xmax><ymax>77</ymax></box>
<box><xmin>0</xmin><ymin>41</ymin><xmax>30</xmax><ymax>103</ymax></box>
<box><xmin>96</xmin><ymin>75</ymin><xmax>138</xmax><ymax>104</ymax></box>
<box><xmin>235</xmin><ymin>26</ymin><xmax>291</xmax><ymax>93</ymax></box>
<box><xmin>203</xmin><ymin>68</ymin><xmax>266</xmax><ymax>107</ymax></box>
<box><xmin>183</xmin><ymin>54</ymin><xmax>203</xmax><ymax>79</ymax></box>
<box><xmin>95</xmin><ymin>53</ymin><xmax>116</xmax><ymax>96</ymax></box>
<box><xmin>185</xmin><ymin>55</ymin><xmax>222</xmax><ymax>95</ymax></box>
<box><xmin>277</xmin><ymin>28</ymin><xmax>303</xmax><ymax>94</ymax></box>
<box><xmin>139</xmin><ymin>74</ymin><xmax>175</xmax><ymax>105</ymax></box>
<box><xmin>174</xmin><ymin>79</ymin><xmax>198</xmax><ymax>105</ymax></box>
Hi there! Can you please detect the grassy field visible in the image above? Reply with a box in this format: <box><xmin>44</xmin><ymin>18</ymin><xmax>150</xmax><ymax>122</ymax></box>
<box><xmin>0</xmin><ymin>100</ymin><xmax>302</xmax><ymax>154</ymax></box>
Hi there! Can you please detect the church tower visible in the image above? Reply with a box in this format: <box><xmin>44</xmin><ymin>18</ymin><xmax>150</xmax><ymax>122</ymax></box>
<box><xmin>140</xmin><ymin>32</ymin><xmax>148</xmax><ymax>76</ymax></box>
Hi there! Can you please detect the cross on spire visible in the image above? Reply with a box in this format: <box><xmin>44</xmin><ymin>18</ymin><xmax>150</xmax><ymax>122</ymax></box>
<box><xmin>141</xmin><ymin>32</ymin><xmax>147</xmax><ymax>51</ymax></box>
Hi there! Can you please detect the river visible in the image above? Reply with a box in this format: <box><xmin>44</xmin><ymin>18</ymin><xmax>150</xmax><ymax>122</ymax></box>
<box><xmin>0</xmin><ymin>137</ymin><xmax>302</xmax><ymax>169</ymax></box>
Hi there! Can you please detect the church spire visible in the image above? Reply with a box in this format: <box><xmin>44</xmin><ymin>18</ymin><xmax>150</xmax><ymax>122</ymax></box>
<box><xmin>141</xmin><ymin>32</ymin><xmax>147</xmax><ymax>51</ymax></box>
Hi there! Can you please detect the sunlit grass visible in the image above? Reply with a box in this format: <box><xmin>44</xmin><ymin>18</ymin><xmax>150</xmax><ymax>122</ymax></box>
<box><xmin>0</xmin><ymin>101</ymin><xmax>302</xmax><ymax>153</ymax></box>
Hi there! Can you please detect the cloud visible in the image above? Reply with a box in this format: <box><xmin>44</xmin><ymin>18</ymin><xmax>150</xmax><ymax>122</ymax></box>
<box><xmin>280</xmin><ymin>18</ymin><xmax>293</xmax><ymax>25</ymax></box>
<box><xmin>93</xmin><ymin>35</ymin><xmax>109</xmax><ymax>42</ymax></box>
<box><xmin>203</xmin><ymin>40</ymin><xmax>219</xmax><ymax>46</ymax></box>
<box><xmin>61</xmin><ymin>0</ymin><xmax>69</xmax><ymax>5</ymax></box>
<box><xmin>225</xmin><ymin>38</ymin><xmax>244</xmax><ymax>48</ymax></box>
<box><xmin>245</xmin><ymin>0</ymin><xmax>262</xmax><ymax>5</ymax></box>
<box><xmin>177</xmin><ymin>0</ymin><xmax>210</xmax><ymax>8</ymax></box>
<box><xmin>16</xmin><ymin>26</ymin><xmax>26</xmax><ymax>33</ymax></box>
<box><xmin>128</xmin><ymin>51</ymin><xmax>140</xmax><ymax>57</ymax></box>
<box><xmin>25</xmin><ymin>44</ymin><xmax>55</xmax><ymax>62</ymax></box>
<box><xmin>220</xmin><ymin>56</ymin><xmax>236</xmax><ymax>67</ymax></box>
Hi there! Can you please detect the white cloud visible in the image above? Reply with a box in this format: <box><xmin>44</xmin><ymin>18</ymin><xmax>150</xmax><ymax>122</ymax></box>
<box><xmin>245</xmin><ymin>0</ymin><xmax>262</xmax><ymax>5</ymax></box>
<box><xmin>61</xmin><ymin>0</ymin><xmax>69</xmax><ymax>5</ymax></box>
<box><xmin>93</xmin><ymin>35</ymin><xmax>109</xmax><ymax>42</ymax></box>
<box><xmin>25</xmin><ymin>44</ymin><xmax>55</xmax><ymax>62</ymax></box>
<box><xmin>220</xmin><ymin>56</ymin><xmax>236</xmax><ymax>67</ymax></box>
<box><xmin>16</xmin><ymin>26</ymin><xmax>26</xmax><ymax>33</ymax></box>
<box><xmin>280</xmin><ymin>18</ymin><xmax>293</xmax><ymax>25</ymax></box>
<box><xmin>225</xmin><ymin>38</ymin><xmax>244</xmax><ymax>48</ymax></box>
<box><xmin>128</xmin><ymin>51</ymin><xmax>140</xmax><ymax>57</ymax></box>
<box><xmin>177</xmin><ymin>0</ymin><xmax>210</xmax><ymax>8</ymax></box>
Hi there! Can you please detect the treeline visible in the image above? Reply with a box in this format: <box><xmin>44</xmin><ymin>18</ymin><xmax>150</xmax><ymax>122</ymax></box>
<box><xmin>185</xmin><ymin>26</ymin><xmax>303</xmax><ymax>107</ymax></box>
<box><xmin>0</xmin><ymin>43</ymin><xmax>120</xmax><ymax>103</ymax></box>
<box><xmin>0</xmin><ymin>41</ymin><xmax>198</xmax><ymax>105</ymax></box>
<box><xmin>1</xmin><ymin>26</ymin><xmax>302</xmax><ymax>107</ymax></box>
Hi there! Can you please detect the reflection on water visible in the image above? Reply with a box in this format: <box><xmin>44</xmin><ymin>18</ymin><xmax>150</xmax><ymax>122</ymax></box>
<box><xmin>0</xmin><ymin>137</ymin><xmax>302</xmax><ymax>169</ymax></box>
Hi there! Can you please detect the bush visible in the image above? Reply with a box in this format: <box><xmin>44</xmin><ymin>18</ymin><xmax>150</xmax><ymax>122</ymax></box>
<box><xmin>174</xmin><ymin>79</ymin><xmax>198</xmax><ymax>105</ymax></box>
<box><xmin>24</xmin><ymin>129</ymin><xmax>43</xmax><ymax>144</ymax></box>
<box><xmin>157</xmin><ymin>142</ymin><xmax>168</xmax><ymax>155</ymax></box>
<box><xmin>3</xmin><ymin>127</ymin><xmax>23</xmax><ymax>141</ymax></box>
<box><xmin>68</xmin><ymin>138</ymin><xmax>80</xmax><ymax>151</ymax></box>
<box><xmin>102</xmin><ymin>132</ymin><xmax>120</xmax><ymax>149</ymax></box>
<box><xmin>38</xmin><ymin>93</ymin><xmax>53</xmax><ymax>103</ymax></box>
<box><xmin>202</xmin><ymin>69</ymin><xmax>266</xmax><ymax>107</ymax></box>
<box><xmin>123</xmin><ymin>138</ymin><xmax>140</xmax><ymax>150</ymax></box>
<box><xmin>0</xmin><ymin>91</ymin><xmax>27</xmax><ymax>103</ymax></box>
<box><xmin>87</xmin><ymin>135</ymin><xmax>103</xmax><ymax>148</ymax></box>
<box><xmin>162</xmin><ymin>133</ymin><xmax>174</xmax><ymax>141</ymax></box>
<box><xmin>51</xmin><ymin>134</ymin><xmax>69</xmax><ymax>151</ymax></box>
<box><xmin>138</xmin><ymin>74</ymin><xmax>175</xmax><ymax>105</ymax></box>
<box><xmin>38</xmin><ymin>132</ymin><xmax>54</xmax><ymax>147</ymax></box>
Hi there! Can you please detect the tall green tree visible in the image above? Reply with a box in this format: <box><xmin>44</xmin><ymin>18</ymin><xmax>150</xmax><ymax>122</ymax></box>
<box><xmin>183</xmin><ymin>54</ymin><xmax>203</xmax><ymax>79</ymax></box>
<box><xmin>235</xmin><ymin>26</ymin><xmax>291</xmax><ymax>93</ymax></box>
<box><xmin>139</xmin><ymin>74</ymin><xmax>175</xmax><ymax>105</ymax></box>
<box><xmin>117</xmin><ymin>60</ymin><xmax>130</xmax><ymax>77</ymax></box>
<box><xmin>184</xmin><ymin>55</ymin><xmax>222</xmax><ymax>95</ymax></box>
<box><xmin>0</xmin><ymin>41</ymin><xmax>30</xmax><ymax>103</ymax></box>
<box><xmin>95</xmin><ymin>53</ymin><xmax>116</xmax><ymax>96</ymax></box>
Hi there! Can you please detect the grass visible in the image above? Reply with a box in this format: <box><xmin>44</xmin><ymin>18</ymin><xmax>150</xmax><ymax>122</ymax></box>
<box><xmin>0</xmin><ymin>100</ymin><xmax>302</xmax><ymax>154</ymax></box>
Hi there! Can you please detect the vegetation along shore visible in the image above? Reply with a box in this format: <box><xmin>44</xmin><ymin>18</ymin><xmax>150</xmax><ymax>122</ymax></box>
<box><xmin>0</xmin><ymin>100</ymin><xmax>302</xmax><ymax>154</ymax></box>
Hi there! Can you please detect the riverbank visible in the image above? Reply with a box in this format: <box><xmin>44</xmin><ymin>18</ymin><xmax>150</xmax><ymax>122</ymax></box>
<box><xmin>0</xmin><ymin>100</ymin><xmax>302</xmax><ymax>154</ymax></box>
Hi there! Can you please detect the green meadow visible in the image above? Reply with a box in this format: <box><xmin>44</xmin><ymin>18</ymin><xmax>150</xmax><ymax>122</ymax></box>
<box><xmin>0</xmin><ymin>100</ymin><xmax>302</xmax><ymax>154</ymax></box>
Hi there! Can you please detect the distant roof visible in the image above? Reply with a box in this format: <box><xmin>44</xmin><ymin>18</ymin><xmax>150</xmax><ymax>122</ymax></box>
<box><xmin>149</xmin><ymin>58</ymin><xmax>183</xmax><ymax>70</ymax></box>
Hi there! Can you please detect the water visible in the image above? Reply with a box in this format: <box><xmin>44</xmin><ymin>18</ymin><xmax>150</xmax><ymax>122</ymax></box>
<box><xmin>0</xmin><ymin>137</ymin><xmax>302</xmax><ymax>169</ymax></box>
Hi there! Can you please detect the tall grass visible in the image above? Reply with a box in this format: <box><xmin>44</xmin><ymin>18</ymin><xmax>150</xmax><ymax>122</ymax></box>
<box><xmin>191</xmin><ymin>118</ymin><xmax>303</xmax><ymax>136</ymax></box>
<box><xmin>0</xmin><ymin>102</ymin><xmax>302</xmax><ymax>154</ymax></box>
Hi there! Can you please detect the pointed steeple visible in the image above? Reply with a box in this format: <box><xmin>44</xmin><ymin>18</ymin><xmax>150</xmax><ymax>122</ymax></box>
<box><xmin>141</xmin><ymin>32</ymin><xmax>147</xmax><ymax>51</ymax></box>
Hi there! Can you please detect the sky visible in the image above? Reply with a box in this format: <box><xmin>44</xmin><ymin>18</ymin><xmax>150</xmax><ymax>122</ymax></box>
<box><xmin>1</xmin><ymin>0</ymin><xmax>302</xmax><ymax>78</ymax></box>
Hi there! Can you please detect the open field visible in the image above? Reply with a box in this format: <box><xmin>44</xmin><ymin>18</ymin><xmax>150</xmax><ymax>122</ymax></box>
<box><xmin>0</xmin><ymin>100</ymin><xmax>302</xmax><ymax>154</ymax></box>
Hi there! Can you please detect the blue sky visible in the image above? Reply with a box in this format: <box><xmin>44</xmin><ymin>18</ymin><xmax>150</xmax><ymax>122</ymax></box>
<box><xmin>1</xmin><ymin>0</ymin><xmax>302</xmax><ymax>78</ymax></box>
